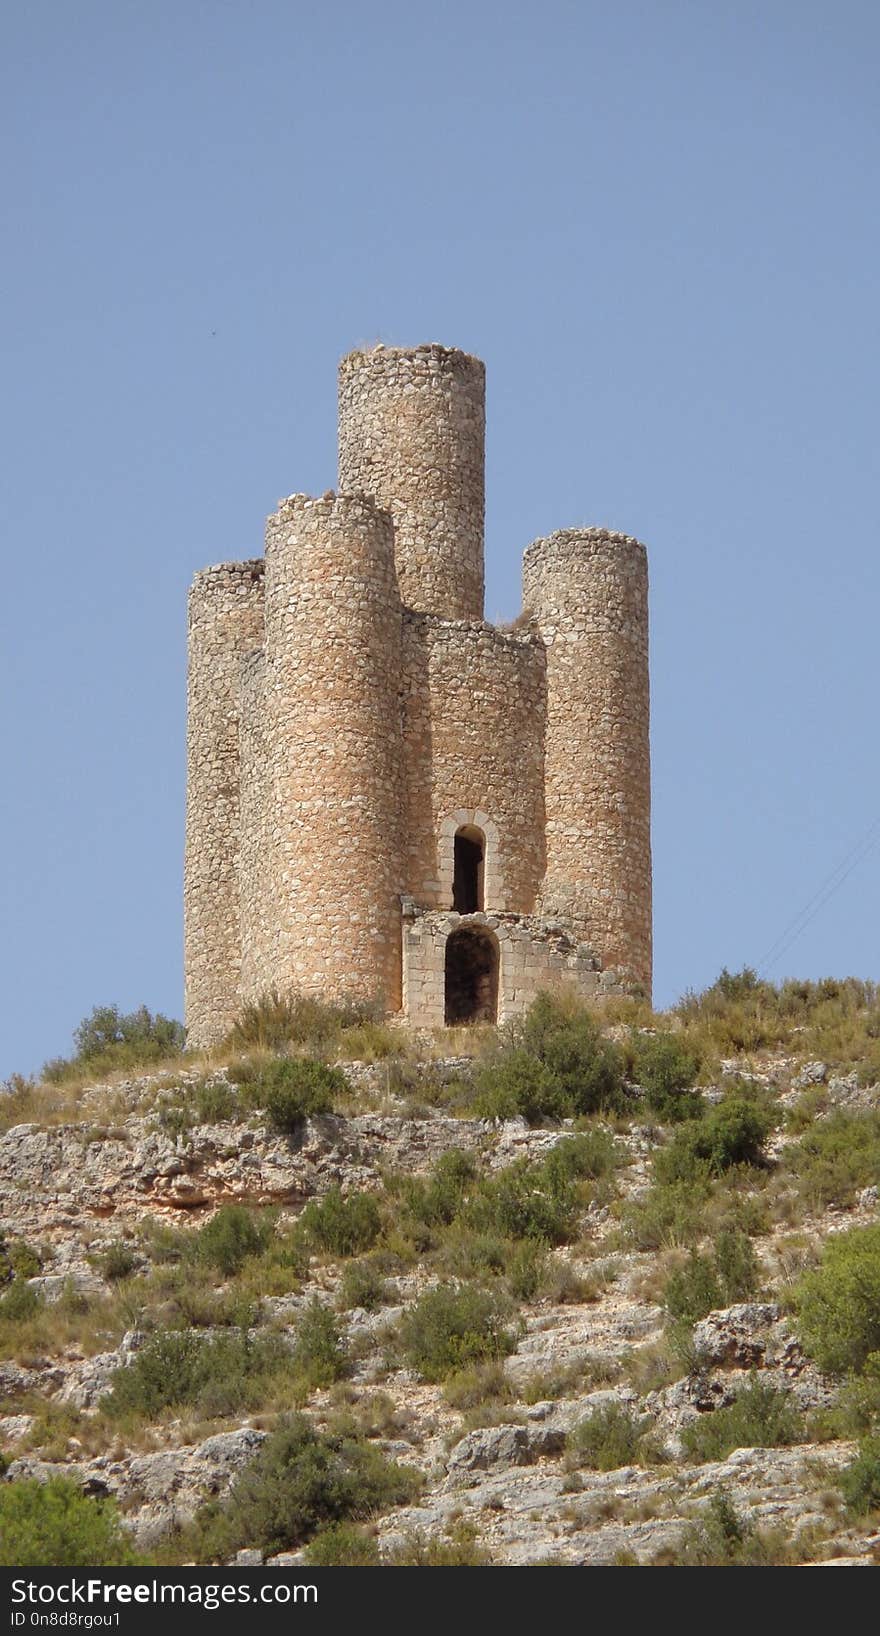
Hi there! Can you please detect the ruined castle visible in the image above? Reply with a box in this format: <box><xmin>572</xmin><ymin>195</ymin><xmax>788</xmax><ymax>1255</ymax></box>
<box><xmin>184</xmin><ymin>344</ymin><xmax>651</xmax><ymax>1047</ymax></box>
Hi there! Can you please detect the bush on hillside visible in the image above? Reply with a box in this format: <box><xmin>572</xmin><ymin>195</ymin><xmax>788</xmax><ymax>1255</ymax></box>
<box><xmin>839</xmin><ymin>1438</ymin><xmax>880</xmax><ymax>1516</ymax></box>
<box><xmin>664</xmin><ymin>1230</ymin><xmax>759</xmax><ymax>1323</ymax></box>
<box><xmin>680</xmin><ymin>1378</ymin><xmax>805</xmax><ymax>1462</ymax></box>
<box><xmin>0</xmin><ymin>1477</ymin><xmax>139</xmax><ymax>1567</ymax></box>
<box><xmin>629</xmin><ymin>1031</ymin><xmax>702</xmax><ymax>1121</ymax></box>
<box><xmin>43</xmin><ymin>1005</ymin><xmax>185</xmax><ymax>1083</ymax></box>
<box><xmin>337</xmin><ymin>1259</ymin><xmax>389</xmax><ymax>1312</ymax></box>
<box><xmin>0</xmin><ymin>1234</ymin><xmax>42</xmax><ymax>1284</ymax></box>
<box><xmin>474</xmin><ymin>1048</ymin><xmax>569</xmax><ymax>1124</ymax></box>
<box><xmin>654</xmin><ymin>1098</ymin><xmax>773</xmax><ymax>1184</ymax></box>
<box><xmin>196</xmin><ymin>1414</ymin><xmax>419</xmax><ymax>1558</ymax></box>
<box><xmin>290</xmin><ymin>1300</ymin><xmax>348</xmax><ymax>1389</ymax></box>
<box><xmin>400</xmin><ymin>1285</ymin><xmax>515</xmax><ymax>1381</ymax></box>
<box><xmin>398</xmin><ymin>1150</ymin><xmax>477</xmax><ymax>1229</ymax></box>
<box><xmin>304</xmin><ymin>1522</ymin><xmax>380</xmax><ymax>1565</ymax></box>
<box><xmin>0</xmin><ymin>1279</ymin><xmax>43</xmax><ymax>1323</ymax></box>
<box><xmin>102</xmin><ymin>1328</ymin><xmax>289</xmax><ymax>1421</ymax></box>
<box><xmin>226</xmin><ymin>988</ymin><xmax>378</xmax><ymax>1054</ymax></box>
<box><xmin>519</xmin><ymin>991</ymin><xmax>627</xmax><ymax>1115</ymax></box>
<box><xmin>785</xmin><ymin>1109</ymin><xmax>880</xmax><ymax>1211</ymax></box>
<box><xmin>193</xmin><ymin>1206</ymin><xmax>274</xmax><ymax>1275</ymax></box>
<box><xmin>796</xmin><ymin>1224</ymin><xmax>880</xmax><ymax>1375</ymax></box>
<box><xmin>297</xmin><ymin>1188</ymin><xmax>381</xmax><ymax>1258</ymax></box>
<box><xmin>243</xmin><ymin>1057</ymin><xmax>346</xmax><ymax>1132</ymax></box>
<box><xmin>567</xmin><ymin>1403</ymin><xmax>657</xmax><ymax>1471</ymax></box>
<box><xmin>660</xmin><ymin>1488</ymin><xmax>797</xmax><ymax>1567</ymax></box>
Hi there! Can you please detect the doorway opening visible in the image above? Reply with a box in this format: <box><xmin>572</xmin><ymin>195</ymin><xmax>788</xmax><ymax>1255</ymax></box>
<box><xmin>453</xmin><ymin>825</ymin><xmax>485</xmax><ymax>913</ymax></box>
<box><xmin>444</xmin><ymin>926</ymin><xmax>499</xmax><ymax>1026</ymax></box>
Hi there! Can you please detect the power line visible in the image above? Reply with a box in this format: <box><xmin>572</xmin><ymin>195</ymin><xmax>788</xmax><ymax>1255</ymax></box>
<box><xmin>757</xmin><ymin>812</ymin><xmax>880</xmax><ymax>976</ymax></box>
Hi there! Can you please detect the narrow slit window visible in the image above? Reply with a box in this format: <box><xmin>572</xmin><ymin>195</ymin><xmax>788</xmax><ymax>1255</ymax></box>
<box><xmin>453</xmin><ymin>825</ymin><xmax>485</xmax><ymax>913</ymax></box>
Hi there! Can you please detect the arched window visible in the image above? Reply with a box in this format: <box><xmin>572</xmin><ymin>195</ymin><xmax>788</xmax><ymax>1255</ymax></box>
<box><xmin>452</xmin><ymin>825</ymin><xmax>485</xmax><ymax>914</ymax></box>
<box><xmin>444</xmin><ymin>925</ymin><xmax>499</xmax><ymax>1025</ymax></box>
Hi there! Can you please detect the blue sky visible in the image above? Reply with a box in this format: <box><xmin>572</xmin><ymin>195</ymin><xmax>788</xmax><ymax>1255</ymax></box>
<box><xmin>2</xmin><ymin>1</ymin><xmax>878</xmax><ymax>1078</ymax></box>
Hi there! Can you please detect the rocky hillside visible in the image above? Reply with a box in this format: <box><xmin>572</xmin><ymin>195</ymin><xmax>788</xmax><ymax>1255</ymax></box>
<box><xmin>1</xmin><ymin>979</ymin><xmax>879</xmax><ymax>1567</ymax></box>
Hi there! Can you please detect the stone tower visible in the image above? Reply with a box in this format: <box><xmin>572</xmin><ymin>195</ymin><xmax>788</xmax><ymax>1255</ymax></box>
<box><xmin>184</xmin><ymin>344</ymin><xmax>651</xmax><ymax>1048</ymax></box>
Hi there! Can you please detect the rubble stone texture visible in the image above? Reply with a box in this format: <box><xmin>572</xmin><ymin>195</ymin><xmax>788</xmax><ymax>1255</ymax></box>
<box><xmin>184</xmin><ymin>344</ymin><xmax>652</xmax><ymax>1046</ymax></box>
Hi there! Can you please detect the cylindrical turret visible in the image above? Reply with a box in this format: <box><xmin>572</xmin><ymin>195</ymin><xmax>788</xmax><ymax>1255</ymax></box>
<box><xmin>338</xmin><ymin>344</ymin><xmax>485</xmax><ymax>620</ymax></box>
<box><xmin>184</xmin><ymin>560</ymin><xmax>265</xmax><ymax>1047</ymax></box>
<box><xmin>522</xmin><ymin>529</ymin><xmax>651</xmax><ymax>994</ymax></box>
<box><xmin>238</xmin><ymin>649</ymin><xmax>274</xmax><ymax>999</ymax></box>
<box><xmin>263</xmin><ymin>492</ymin><xmax>403</xmax><ymax>1008</ymax></box>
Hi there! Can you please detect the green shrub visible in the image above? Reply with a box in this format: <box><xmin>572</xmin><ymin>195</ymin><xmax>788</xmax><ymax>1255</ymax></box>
<box><xmin>520</xmin><ymin>991</ymin><xmax>626</xmax><ymax>1115</ymax></box>
<box><xmin>442</xmin><ymin>1360</ymin><xmax>513</xmax><ymax>1412</ymax></box>
<box><xmin>676</xmin><ymin>970</ymin><xmax>880</xmax><ymax>1067</ymax></box>
<box><xmin>785</xmin><ymin>1109</ymin><xmax>880</xmax><ymax>1212</ymax></box>
<box><xmin>664</xmin><ymin>1252</ymin><xmax>723</xmax><ymax>1324</ymax></box>
<box><xmin>98</xmin><ymin>1241</ymin><xmax>139</xmax><ymax>1283</ymax></box>
<box><xmin>399</xmin><ymin>1150</ymin><xmax>477</xmax><ymax>1229</ymax></box>
<box><xmin>553</xmin><ymin>1128</ymin><xmax>623</xmax><ymax>1180</ymax></box>
<box><xmin>102</xmin><ymin>1328</ymin><xmax>289</xmax><ymax>1421</ymax></box>
<box><xmin>194</xmin><ymin>1079</ymin><xmax>238</xmax><ymax>1123</ymax></box>
<box><xmin>567</xmin><ymin>1403</ymin><xmax>656</xmax><ymax>1470</ymax></box>
<box><xmin>0</xmin><ymin>1235</ymin><xmax>41</xmax><ymax>1284</ymax></box>
<box><xmin>43</xmin><ymin>1005</ymin><xmax>185</xmax><ymax>1084</ymax></box>
<box><xmin>0</xmin><ymin>1477</ymin><xmax>140</xmax><ymax>1567</ymax></box>
<box><xmin>474</xmin><ymin>1049</ymin><xmax>569</xmax><ymax>1124</ymax></box>
<box><xmin>661</xmin><ymin>1488</ymin><xmax>796</xmax><ymax>1567</ymax></box>
<box><xmin>386</xmin><ymin>1523</ymin><xmax>491</xmax><ymax>1565</ymax></box>
<box><xmin>664</xmin><ymin>1230</ymin><xmax>759</xmax><ymax>1323</ymax></box>
<box><xmin>714</xmin><ymin>1226</ymin><xmax>760</xmax><ymax>1301</ymax></box>
<box><xmin>620</xmin><ymin>1177</ymin><xmax>711</xmax><ymax>1251</ymax></box>
<box><xmin>335</xmin><ymin>1022</ymin><xmax>404</xmax><ymax>1063</ymax></box>
<box><xmin>194</xmin><ymin>1206</ymin><xmax>273</xmax><ymax>1275</ymax></box>
<box><xmin>393</xmin><ymin>1137</ymin><xmax>610</xmax><ymax>1259</ymax></box>
<box><xmin>827</xmin><ymin>1352</ymin><xmax>880</xmax><ymax>1437</ymax></box>
<box><xmin>304</xmin><ymin>1522</ymin><xmax>380</xmax><ymax>1565</ymax></box>
<box><xmin>155</xmin><ymin>1101</ymin><xmax>194</xmax><ymax>1140</ymax></box>
<box><xmin>796</xmin><ymin>1224</ymin><xmax>880</xmax><ymax>1375</ymax></box>
<box><xmin>400</xmin><ymin>1285</ymin><xmax>515</xmax><ymax>1381</ymax></box>
<box><xmin>291</xmin><ymin>1300</ymin><xmax>348</xmax><ymax>1388</ymax></box>
<box><xmin>338</xmin><ymin>1259</ymin><xmax>389</xmax><ymax>1312</ymax></box>
<box><xmin>465</xmin><ymin>1156</ymin><xmax>577</xmax><ymax>1245</ymax></box>
<box><xmin>227</xmin><ymin>988</ymin><xmax>376</xmax><ymax>1055</ymax></box>
<box><xmin>437</xmin><ymin>1227</ymin><xmax>509</xmax><ymax>1281</ymax></box>
<box><xmin>839</xmin><ymin>1437</ymin><xmax>880</xmax><ymax>1516</ymax></box>
<box><xmin>139</xmin><ymin>1265</ymin><xmax>258</xmax><ymax>1332</ymax></box>
<box><xmin>680</xmin><ymin>1378</ymin><xmax>805</xmax><ymax>1462</ymax></box>
<box><xmin>466</xmin><ymin>990</ymin><xmax>629</xmax><ymax>1124</ymax></box>
<box><xmin>297</xmin><ymin>1188</ymin><xmax>381</xmax><ymax>1258</ymax></box>
<box><xmin>629</xmin><ymin>1032</ymin><xmax>702</xmax><ymax>1120</ymax></box>
<box><xmin>101</xmin><ymin>1328</ymin><xmax>206</xmax><ymax>1417</ymax></box>
<box><xmin>654</xmin><ymin>1098</ymin><xmax>772</xmax><ymax>1184</ymax></box>
<box><xmin>0</xmin><ymin>1278</ymin><xmax>43</xmax><ymax>1323</ymax></box>
<box><xmin>505</xmin><ymin>1240</ymin><xmax>550</xmax><ymax>1300</ymax></box>
<box><xmin>247</xmin><ymin>1057</ymin><xmax>346</xmax><ymax>1132</ymax></box>
<box><xmin>201</xmin><ymin>1414</ymin><xmax>419</xmax><ymax>1557</ymax></box>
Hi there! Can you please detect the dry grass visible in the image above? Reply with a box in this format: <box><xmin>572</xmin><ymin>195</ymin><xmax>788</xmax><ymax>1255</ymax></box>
<box><xmin>0</xmin><ymin>1289</ymin><xmax>129</xmax><ymax>1367</ymax></box>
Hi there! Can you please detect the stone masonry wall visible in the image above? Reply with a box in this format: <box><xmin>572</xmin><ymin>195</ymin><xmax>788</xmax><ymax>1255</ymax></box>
<box><xmin>338</xmin><ymin>344</ymin><xmax>485</xmax><ymax>621</ymax></box>
<box><xmin>401</xmin><ymin>910</ymin><xmax>625</xmax><ymax>1028</ymax></box>
<box><xmin>184</xmin><ymin>562</ymin><xmax>265</xmax><ymax>1048</ymax></box>
<box><xmin>238</xmin><ymin>650</ymin><xmax>274</xmax><ymax>999</ymax></box>
<box><xmin>523</xmin><ymin>529</ymin><xmax>651</xmax><ymax>992</ymax></box>
<box><xmin>259</xmin><ymin>493</ymin><xmax>403</xmax><ymax>1011</ymax></box>
<box><xmin>184</xmin><ymin>346</ymin><xmax>653</xmax><ymax>1043</ymax></box>
<box><xmin>401</xmin><ymin>615</ymin><xmax>546</xmax><ymax>913</ymax></box>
